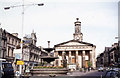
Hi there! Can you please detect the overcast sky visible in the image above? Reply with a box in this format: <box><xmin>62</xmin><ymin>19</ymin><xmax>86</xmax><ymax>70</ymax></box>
<box><xmin>0</xmin><ymin>0</ymin><xmax>119</xmax><ymax>57</ymax></box>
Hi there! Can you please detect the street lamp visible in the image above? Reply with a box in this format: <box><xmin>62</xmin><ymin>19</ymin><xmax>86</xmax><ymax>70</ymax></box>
<box><xmin>4</xmin><ymin>7</ymin><xmax>10</xmax><ymax>10</ymax></box>
<box><xmin>4</xmin><ymin>1</ymin><xmax>44</xmax><ymax>76</ymax></box>
<box><xmin>4</xmin><ymin>3</ymin><xmax>44</xmax><ymax>10</ymax></box>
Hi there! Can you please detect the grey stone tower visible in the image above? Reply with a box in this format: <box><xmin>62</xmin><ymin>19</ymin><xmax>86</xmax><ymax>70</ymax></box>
<box><xmin>73</xmin><ymin>18</ymin><xmax>83</xmax><ymax>41</ymax></box>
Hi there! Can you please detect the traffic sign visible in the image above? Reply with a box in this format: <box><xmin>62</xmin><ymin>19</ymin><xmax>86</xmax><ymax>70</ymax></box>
<box><xmin>17</xmin><ymin>61</ymin><xmax>24</xmax><ymax>65</ymax></box>
<box><xmin>15</xmin><ymin>53</ymin><xmax>22</xmax><ymax>59</ymax></box>
<box><xmin>14</xmin><ymin>49</ymin><xmax>21</xmax><ymax>53</ymax></box>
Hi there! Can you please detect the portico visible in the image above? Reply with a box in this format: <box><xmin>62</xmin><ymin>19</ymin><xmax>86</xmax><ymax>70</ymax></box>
<box><xmin>54</xmin><ymin>40</ymin><xmax>96</xmax><ymax>69</ymax></box>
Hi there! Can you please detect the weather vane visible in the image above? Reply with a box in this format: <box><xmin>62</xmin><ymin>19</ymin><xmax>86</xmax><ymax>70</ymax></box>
<box><xmin>76</xmin><ymin>18</ymin><xmax>79</xmax><ymax>21</ymax></box>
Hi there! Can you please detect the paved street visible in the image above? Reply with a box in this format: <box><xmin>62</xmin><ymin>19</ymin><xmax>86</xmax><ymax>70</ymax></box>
<box><xmin>67</xmin><ymin>70</ymin><xmax>106</xmax><ymax>77</ymax></box>
<box><xmin>29</xmin><ymin>70</ymin><xmax>107</xmax><ymax>78</ymax></box>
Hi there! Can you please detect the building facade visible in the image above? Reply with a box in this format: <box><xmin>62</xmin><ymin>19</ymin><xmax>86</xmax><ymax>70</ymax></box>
<box><xmin>109</xmin><ymin>43</ymin><xmax>119</xmax><ymax>65</ymax></box>
<box><xmin>6</xmin><ymin>33</ymin><xmax>21</xmax><ymax>63</ymax></box>
<box><xmin>0</xmin><ymin>28</ymin><xmax>7</xmax><ymax>59</ymax></box>
<box><xmin>22</xmin><ymin>31</ymin><xmax>48</xmax><ymax>68</ymax></box>
<box><xmin>0</xmin><ymin>28</ymin><xmax>48</xmax><ymax>73</ymax></box>
<box><xmin>96</xmin><ymin>43</ymin><xmax>119</xmax><ymax>68</ymax></box>
<box><xmin>103</xmin><ymin>47</ymin><xmax>111</xmax><ymax>67</ymax></box>
<box><xmin>54</xmin><ymin>18</ymin><xmax>96</xmax><ymax>69</ymax></box>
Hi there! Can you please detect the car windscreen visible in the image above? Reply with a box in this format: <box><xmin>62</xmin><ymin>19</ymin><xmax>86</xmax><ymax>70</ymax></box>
<box><xmin>2</xmin><ymin>63</ymin><xmax>12</xmax><ymax>68</ymax></box>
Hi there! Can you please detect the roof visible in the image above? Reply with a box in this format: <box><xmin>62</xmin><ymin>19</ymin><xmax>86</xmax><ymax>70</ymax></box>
<box><xmin>54</xmin><ymin>39</ymin><xmax>96</xmax><ymax>47</ymax></box>
<box><xmin>6</xmin><ymin>31</ymin><xmax>21</xmax><ymax>40</ymax></box>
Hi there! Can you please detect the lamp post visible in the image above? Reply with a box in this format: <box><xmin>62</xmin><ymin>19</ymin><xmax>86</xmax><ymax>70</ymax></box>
<box><xmin>0</xmin><ymin>29</ymin><xmax>2</xmax><ymax>59</ymax></box>
<box><xmin>4</xmin><ymin>0</ymin><xmax>44</xmax><ymax>76</ymax></box>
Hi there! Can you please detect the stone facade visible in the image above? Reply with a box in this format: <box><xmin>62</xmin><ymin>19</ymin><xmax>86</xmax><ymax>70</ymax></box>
<box><xmin>109</xmin><ymin>43</ymin><xmax>119</xmax><ymax>65</ymax></box>
<box><xmin>103</xmin><ymin>47</ymin><xmax>111</xmax><ymax>67</ymax></box>
<box><xmin>96</xmin><ymin>53</ymin><xmax>104</xmax><ymax>67</ymax></box>
<box><xmin>0</xmin><ymin>28</ymin><xmax>21</xmax><ymax>62</ymax></box>
<box><xmin>6</xmin><ymin>32</ymin><xmax>21</xmax><ymax>63</ymax></box>
<box><xmin>0</xmin><ymin>28</ymin><xmax>7</xmax><ymax>59</ymax></box>
<box><xmin>54</xmin><ymin>40</ymin><xmax>96</xmax><ymax>69</ymax></box>
<box><xmin>22</xmin><ymin>31</ymin><xmax>48</xmax><ymax>67</ymax></box>
<box><xmin>0</xmin><ymin>28</ymin><xmax>48</xmax><ymax>73</ymax></box>
<box><xmin>54</xmin><ymin>18</ymin><xmax>96</xmax><ymax>69</ymax></box>
<box><xmin>96</xmin><ymin>43</ymin><xmax>119</xmax><ymax>68</ymax></box>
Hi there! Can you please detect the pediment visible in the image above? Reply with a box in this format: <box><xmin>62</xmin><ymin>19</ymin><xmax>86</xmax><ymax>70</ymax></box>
<box><xmin>55</xmin><ymin>40</ymin><xmax>94</xmax><ymax>47</ymax></box>
<box><xmin>62</xmin><ymin>42</ymin><xmax>86</xmax><ymax>46</ymax></box>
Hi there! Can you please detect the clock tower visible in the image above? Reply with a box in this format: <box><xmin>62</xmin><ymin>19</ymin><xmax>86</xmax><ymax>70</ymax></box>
<box><xmin>73</xmin><ymin>18</ymin><xmax>83</xmax><ymax>41</ymax></box>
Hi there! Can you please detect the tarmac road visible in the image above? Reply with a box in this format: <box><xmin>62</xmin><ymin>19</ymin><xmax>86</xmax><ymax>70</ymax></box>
<box><xmin>29</xmin><ymin>70</ymin><xmax>107</xmax><ymax>78</ymax></box>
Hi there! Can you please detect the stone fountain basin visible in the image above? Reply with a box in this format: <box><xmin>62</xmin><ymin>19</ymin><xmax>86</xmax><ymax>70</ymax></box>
<box><xmin>30</xmin><ymin>68</ymin><xmax>68</xmax><ymax>76</ymax></box>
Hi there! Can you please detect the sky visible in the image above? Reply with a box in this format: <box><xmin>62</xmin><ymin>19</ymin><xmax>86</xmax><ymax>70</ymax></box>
<box><xmin>0</xmin><ymin>0</ymin><xmax>119</xmax><ymax>57</ymax></box>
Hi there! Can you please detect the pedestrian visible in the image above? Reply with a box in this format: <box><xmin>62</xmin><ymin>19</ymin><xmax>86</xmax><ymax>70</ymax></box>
<box><xmin>90</xmin><ymin>67</ymin><xmax>91</xmax><ymax>71</ymax></box>
<box><xmin>84</xmin><ymin>67</ymin><xmax>86</xmax><ymax>73</ymax></box>
<box><xmin>88</xmin><ymin>67</ymin><xmax>89</xmax><ymax>71</ymax></box>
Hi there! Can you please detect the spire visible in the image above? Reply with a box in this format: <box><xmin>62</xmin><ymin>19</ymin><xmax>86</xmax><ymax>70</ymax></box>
<box><xmin>76</xmin><ymin>18</ymin><xmax>79</xmax><ymax>21</ymax></box>
<box><xmin>32</xmin><ymin>29</ymin><xmax>34</xmax><ymax>33</ymax></box>
<box><xmin>73</xmin><ymin>18</ymin><xmax>83</xmax><ymax>41</ymax></box>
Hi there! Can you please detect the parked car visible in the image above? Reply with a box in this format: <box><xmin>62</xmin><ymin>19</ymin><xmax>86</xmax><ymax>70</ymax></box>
<box><xmin>113</xmin><ymin>68</ymin><xmax>120</xmax><ymax>72</ymax></box>
<box><xmin>98</xmin><ymin>67</ymin><xmax>104</xmax><ymax>72</ymax></box>
<box><xmin>104</xmin><ymin>67</ymin><xmax>109</xmax><ymax>71</ymax></box>
<box><xmin>1</xmin><ymin>62</ymin><xmax>14</xmax><ymax>78</ymax></box>
<box><xmin>104</xmin><ymin>70</ymin><xmax>119</xmax><ymax>78</ymax></box>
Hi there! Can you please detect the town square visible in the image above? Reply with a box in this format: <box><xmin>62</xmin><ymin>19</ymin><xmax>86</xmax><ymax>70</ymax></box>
<box><xmin>0</xmin><ymin>0</ymin><xmax>120</xmax><ymax>78</ymax></box>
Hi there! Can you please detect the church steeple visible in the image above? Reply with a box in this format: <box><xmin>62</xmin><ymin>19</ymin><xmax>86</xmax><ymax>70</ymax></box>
<box><xmin>73</xmin><ymin>18</ymin><xmax>83</xmax><ymax>41</ymax></box>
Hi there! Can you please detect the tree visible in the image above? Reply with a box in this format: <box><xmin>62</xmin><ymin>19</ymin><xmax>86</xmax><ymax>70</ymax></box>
<box><xmin>87</xmin><ymin>61</ymin><xmax>92</xmax><ymax>68</ymax></box>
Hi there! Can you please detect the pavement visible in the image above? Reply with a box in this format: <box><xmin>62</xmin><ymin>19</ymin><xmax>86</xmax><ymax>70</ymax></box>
<box><xmin>67</xmin><ymin>70</ymin><xmax>98</xmax><ymax>76</ymax></box>
<box><xmin>12</xmin><ymin>70</ymin><xmax>106</xmax><ymax>78</ymax></box>
<box><xmin>28</xmin><ymin>70</ymin><xmax>105</xmax><ymax>78</ymax></box>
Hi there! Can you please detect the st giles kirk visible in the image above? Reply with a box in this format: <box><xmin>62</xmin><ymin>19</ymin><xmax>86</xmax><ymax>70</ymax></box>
<box><xmin>54</xmin><ymin>18</ymin><xmax>96</xmax><ymax>69</ymax></box>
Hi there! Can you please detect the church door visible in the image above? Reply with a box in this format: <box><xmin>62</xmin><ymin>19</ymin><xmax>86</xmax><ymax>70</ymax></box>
<box><xmin>72</xmin><ymin>58</ymin><xmax>75</xmax><ymax>64</ymax></box>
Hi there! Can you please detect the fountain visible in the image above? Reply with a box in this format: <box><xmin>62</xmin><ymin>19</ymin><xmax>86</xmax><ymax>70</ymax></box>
<box><xmin>30</xmin><ymin>41</ymin><xmax>68</xmax><ymax>76</ymax></box>
<box><xmin>41</xmin><ymin>41</ymin><xmax>58</xmax><ymax>64</ymax></box>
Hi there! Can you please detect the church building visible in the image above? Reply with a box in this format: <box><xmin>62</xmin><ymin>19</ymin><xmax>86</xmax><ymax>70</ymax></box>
<box><xmin>54</xmin><ymin>18</ymin><xmax>96</xmax><ymax>69</ymax></box>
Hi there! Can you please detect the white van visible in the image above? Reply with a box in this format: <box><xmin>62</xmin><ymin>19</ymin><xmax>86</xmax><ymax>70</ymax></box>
<box><xmin>68</xmin><ymin>64</ymin><xmax>76</xmax><ymax>70</ymax></box>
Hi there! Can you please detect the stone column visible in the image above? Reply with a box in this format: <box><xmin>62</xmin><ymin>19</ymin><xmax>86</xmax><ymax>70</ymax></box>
<box><xmin>62</xmin><ymin>51</ymin><xmax>65</xmax><ymax>66</ymax></box>
<box><xmin>90</xmin><ymin>51</ymin><xmax>92</xmax><ymax>62</ymax></box>
<box><xmin>92</xmin><ymin>47</ymin><xmax>96</xmax><ymax>69</ymax></box>
<box><xmin>89</xmin><ymin>50</ymin><xmax>92</xmax><ymax>69</ymax></box>
<box><xmin>62</xmin><ymin>51</ymin><xmax>65</xmax><ymax>60</ymax></box>
<box><xmin>69</xmin><ymin>51</ymin><xmax>71</xmax><ymax>64</ymax></box>
<box><xmin>76</xmin><ymin>50</ymin><xmax>79</xmax><ymax>69</ymax></box>
<box><xmin>82</xmin><ymin>50</ymin><xmax>85</xmax><ymax>68</ymax></box>
<box><xmin>54</xmin><ymin>51</ymin><xmax>58</xmax><ymax>66</ymax></box>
